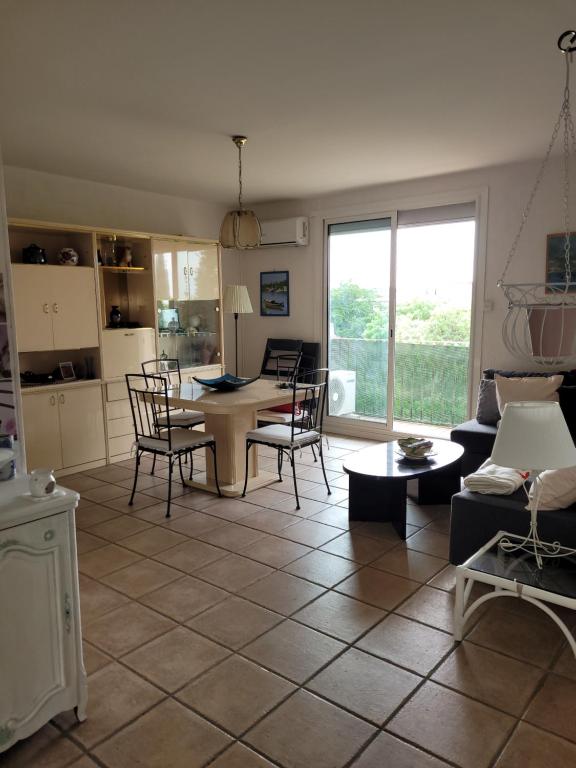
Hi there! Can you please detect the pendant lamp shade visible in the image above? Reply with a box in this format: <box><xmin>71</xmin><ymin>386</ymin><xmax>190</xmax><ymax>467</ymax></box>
<box><xmin>220</xmin><ymin>135</ymin><xmax>261</xmax><ymax>250</ymax></box>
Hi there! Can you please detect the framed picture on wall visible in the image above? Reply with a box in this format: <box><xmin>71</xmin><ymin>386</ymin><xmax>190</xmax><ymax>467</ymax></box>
<box><xmin>546</xmin><ymin>232</ymin><xmax>576</xmax><ymax>291</ymax></box>
<box><xmin>260</xmin><ymin>270</ymin><xmax>290</xmax><ymax>316</ymax></box>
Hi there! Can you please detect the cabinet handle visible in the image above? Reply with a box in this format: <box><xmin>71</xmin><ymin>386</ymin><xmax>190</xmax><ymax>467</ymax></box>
<box><xmin>43</xmin><ymin>303</ymin><xmax>50</xmax><ymax>314</ymax></box>
<box><xmin>59</xmin><ymin>394</ymin><xmax>65</xmax><ymax>405</ymax></box>
<box><xmin>183</xmin><ymin>266</ymin><xmax>187</xmax><ymax>276</ymax></box>
<box><xmin>50</xmin><ymin>395</ymin><xmax>56</xmax><ymax>406</ymax></box>
<box><xmin>215</xmin><ymin>306</ymin><xmax>220</xmax><ymax>312</ymax></box>
<box><xmin>43</xmin><ymin>529</ymin><xmax>55</xmax><ymax>542</ymax></box>
<box><xmin>63</xmin><ymin>592</ymin><xmax>72</xmax><ymax>633</ymax></box>
<box><xmin>124</xmin><ymin>333</ymin><xmax>135</xmax><ymax>337</ymax></box>
<box><xmin>52</xmin><ymin>303</ymin><xmax>59</xmax><ymax>313</ymax></box>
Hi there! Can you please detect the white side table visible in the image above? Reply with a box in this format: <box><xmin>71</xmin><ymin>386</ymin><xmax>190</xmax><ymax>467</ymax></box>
<box><xmin>454</xmin><ymin>530</ymin><xmax>576</xmax><ymax>658</ymax></box>
<box><xmin>0</xmin><ymin>477</ymin><xmax>87</xmax><ymax>753</ymax></box>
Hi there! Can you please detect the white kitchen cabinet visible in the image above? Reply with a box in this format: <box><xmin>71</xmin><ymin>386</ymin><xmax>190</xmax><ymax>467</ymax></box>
<box><xmin>22</xmin><ymin>383</ymin><xmax>106</xmax><ymax>473</ymax></box>
<box><xmin>0</xmin><ymin>478</ymin><xmax>87</xmax><ymax>754</ymax></box>
<box><xmin>101</xmin><ymin>328</ymin><xmax>156</xmax><ymax>380</ymax></box>
<box><xmin>11</xmin><ymin>265</ymin><xmax>99</xmax><ymax>352</ymax></box>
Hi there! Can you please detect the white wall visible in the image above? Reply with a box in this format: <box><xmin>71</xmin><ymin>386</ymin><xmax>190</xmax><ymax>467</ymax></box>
<box><xmin>234</xmin><ymin>157</ymin><xmax>572</xmax><ymax>380</ymax></box>
<box><xmin>3</xmin><ymin>165</ymin><xmax>241</xmax><ymax>367</ymax></box>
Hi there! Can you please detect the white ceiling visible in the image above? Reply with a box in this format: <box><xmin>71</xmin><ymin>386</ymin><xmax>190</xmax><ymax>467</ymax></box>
<box><xmin>0</xmin><ymin>0</ymin><xmax>574</xmax><ymax>204</ymax></box>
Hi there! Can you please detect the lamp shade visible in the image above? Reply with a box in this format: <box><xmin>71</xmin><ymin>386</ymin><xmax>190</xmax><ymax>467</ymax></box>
<box><xmin>223</xmin><ymin>285</ymin><xmax>253</xmax><ymax>314</ymax></box>
<box><xmin>220</xmin><ymin>209</ymin><xmax>261</xmax><ymax>249</ymax></box>
<box><xmin>490</xmin><ymin>401</ymin><xmax>576</xmax><ymax>470</ymax></box>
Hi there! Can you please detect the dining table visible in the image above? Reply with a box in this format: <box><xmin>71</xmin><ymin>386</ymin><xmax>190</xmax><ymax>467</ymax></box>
<box><xmin>166</xmin><ymin>378</ymin><xmax>300</xmax><ymax>497</ymax></box>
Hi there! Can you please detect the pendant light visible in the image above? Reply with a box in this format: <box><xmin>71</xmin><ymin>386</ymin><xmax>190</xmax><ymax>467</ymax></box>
<box><xmin>220</xmin><ymin>135</ymin><xmax>261</xmax><ymax>249</ymax></box>
<box><xmin>498</xmin><ymin>30</ymin><xmax>576</xmax><ymax>366</ymax></box>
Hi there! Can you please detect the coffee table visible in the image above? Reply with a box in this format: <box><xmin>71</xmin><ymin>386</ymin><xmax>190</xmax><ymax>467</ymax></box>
<box><xmin>343</xmin><ymin>438</ymin><xmax>463</xmax><ymax>538</ymax></box>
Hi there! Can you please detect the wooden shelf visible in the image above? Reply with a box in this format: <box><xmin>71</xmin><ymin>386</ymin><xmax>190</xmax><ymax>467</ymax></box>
<box><xmin>99</xmin><ymin>266</ymin><xmax>146</xmax><ymax>273</ymax></box>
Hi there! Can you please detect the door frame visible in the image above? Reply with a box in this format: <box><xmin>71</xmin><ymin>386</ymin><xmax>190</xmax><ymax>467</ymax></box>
<box><xmin>319</xmin><ymin>186</ymin><xmax>488</xmax><ymax>440</ymax></box>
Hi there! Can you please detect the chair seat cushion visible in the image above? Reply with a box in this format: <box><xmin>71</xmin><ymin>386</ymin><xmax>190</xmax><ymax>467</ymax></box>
<box><xmin>247</xmin><ymin>424</ymin><xmax>319</xmax><ymax>447</ymax></box>
<box><xmin>157</xmin><ymin>410</ymin><xmax>204</xmax><ymax>427</ymax></box>
<box><xmin>139</xmin><ymin>428</ymin><xmax>213</xmax><ymax>453</ymax></box>
<box><xmin>257</xmin><ymin>409</ymin><xmax>298</xmax><ymax>424</ymax></box>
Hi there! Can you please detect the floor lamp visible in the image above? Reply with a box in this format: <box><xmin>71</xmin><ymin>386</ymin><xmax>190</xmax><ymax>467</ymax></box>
<box><xmin>223</xmin><ymin>285</ymin><xmax>253</xmax><ymax>376</ymax></box>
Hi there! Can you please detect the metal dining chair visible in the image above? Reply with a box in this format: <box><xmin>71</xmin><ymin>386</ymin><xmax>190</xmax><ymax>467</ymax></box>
<box><xmin>242</xmin><ymin>368</ymin><xmax>331</xmax><ymax>510</ymax></box>
<box><xmin>126</xmin><ymin>373</ymin><xmax>221</xmax><ymax>517</ymax></box>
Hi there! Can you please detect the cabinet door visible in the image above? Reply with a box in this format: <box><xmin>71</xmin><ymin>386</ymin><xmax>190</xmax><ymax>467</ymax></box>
<box><xmin>11</xmin><ymin>265</ymin><xmax>54</xmax><ymax>352</ymax></box>
<box><xmin>187</xmin><ymin>245</ymin><xmax>220</xmax><ymax>300</ymax></box>
<box><xmin>153</xmin><ymin>246</ymin><xmax>173</xmax><ymax>302</ymax></box>
<box><xmin>59</xmin><ymin>386</ymin><xmax>106</xmax><ymax>467</ymax></box>
<box><xmin>51</xmin><ymin>267</ymin><xmax>99</xmax><ymax>350</ymax></box>
<box><xmin>176</xmin><ymin>250</ymin><xmax>190</xmax><ymax>300</ymax></box>
<box><xmin>22</xmin><ymin>392</ymin><xmax>63</xmax><ymax>471</ymax></box>
<box><xmin>0</xmin><ymin>514</ymin><xmax>73</xmax><ymax>746</ymax></box>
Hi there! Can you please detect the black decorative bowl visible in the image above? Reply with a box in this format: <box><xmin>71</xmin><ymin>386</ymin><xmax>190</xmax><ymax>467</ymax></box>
<box><xmin>193</xmin><ymin>374</ymin><xmax>260</xmax><ymax>392</ymax></box>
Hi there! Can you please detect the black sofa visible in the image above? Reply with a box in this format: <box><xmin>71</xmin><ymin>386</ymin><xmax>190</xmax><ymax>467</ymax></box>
<box><xmin>449</xmin><ymin>368</ymin><xmax>576</xmax><ymax>564</ymax></box>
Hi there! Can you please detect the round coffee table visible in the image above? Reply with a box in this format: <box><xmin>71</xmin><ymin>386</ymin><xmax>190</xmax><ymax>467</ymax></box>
<box><xmin>343</xmin><ymin>438</ymin><xmax>464</xmax><ymax>539</ymax></box>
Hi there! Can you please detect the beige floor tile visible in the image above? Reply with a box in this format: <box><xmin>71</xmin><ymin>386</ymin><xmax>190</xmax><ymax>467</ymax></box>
<box><xmin>81</xmin><ymin>484</ymin><xmax>127</xmax><ymax>503</ymax></box>
<box><xmin>94</xmin><ymin>698</ymin><xmax>231</xmax><ymax>768</ymax></box>
<box><xmin>197</xmin><ymin>522</ymin><xmax>268</xmax><ymax>552</ymax></box>
<box><xmin>427</xmin><ymin>564</ymin><xmax>458</xmax><ymax>591</ymax></box>
<box><xmin>523</xmin><ymin>672</ymin><xmax>576</xmax><ymax>743</ymax></box>
<box><xmin>79</xmin><ymin>574</ymin><xmax>130</xmax><ymax>625</ymax></box>
<box><xmin>141</xmin><ymin>575</ymin><xmax>229</xmax><ymax>621</ymax></box>
<box><xmin>75</xmin><ymin>504</ymin><xmax>120</xmax><ymax>530</ymax></box>
<box><xmin>200</xmin><ymin>497</ymin><xmax>260</xmax><ymax>521</ymax></box>
<box><xmin>242</xmin><ymin>619</ymin><xmax>345</xmax><ymax>683</ymax></box>
<box><xmin>120</xmin><ymin>526</ymin><xmax>189</xmax><ymax>555</ymax></box>
<box><xmin>283</xmin><ymin>549</ymin><xmax>360</xmax><ymax>586</ymax></box>
<box><xmin>277</xmin><ymin>519</ymin><xmax>342</xmax><ymax>547</ymax></box>
<box><xmin>356</xmin><ymin>614</ymin><xmax>454</xmax><ymax>675</ymax></box>
<box><xmin>372</xmin><ymin>548</ymin><xmax>447</xmax><ymax>583</ymax></box>
<box><xmin>168</xmin><ymin>489</ymin><xmax>221</xmax><ymax>510</ymax></box>
<box><xmin>208</xmin><ymin>743</ymin><xmax>276</xmax><ymax>767</ymax></box>
<box><xmin>275</xmin><ymin>495</ymin><xmax>333</xmax><ymax>517</ymax></box>
<box><xmin>351</xmin><ymin>731</ymin><xmax>450</xmax><ymax>767</ymax></box>
<box><xmin>162</xmin><ymin>510</ymin><xmax>228</xmax><ymax>537</ymax></box>
<box><xmin>320</xmin><ymin>532</ymin><xmax>396</xmax><ymax>563</ymax></box>
<box><xmin>245</xmin><ymin>689</ymin><xmax>375</xmax><ymax>768</ymax></box>
<box><xmin>86</xmin><ymin>465</ymin><xmax>135</xmax><ymax>483</ymax></box>
<box><xmin>113</xmin><ymin>472</ymin><xmax>168</xmax><ymax>491</ymax></box>
<box><xmin>301</xmin><ymin>484</ymin><xmax>348</xmax><ymax>504</ymax></box>
<box><xmin>405</xmin><ymin>504</ymin><xmax>447</xmax><ymax>527</ymax></box>
<box><xmin>84</xmin><ymin>601</ymin><xmax>175</xmax><ymax>656</ymax></box>
<box><xmin>405</xmin><ymin>529</ymin><xmax>450</xmax><ymax>559</ymax></box>
<box><xmin>178</xmin><ymin>655</ymin><xmax>296</xmax><ymax>735</ymax></box>
<box><xmin>240</xmin><ymin>570</ymin><xmax>325</xmax><ymax>615</ymax></box>
<box><xmin>82</xmin><ymin>641</ymin><xmax>113</xmax><ymax>674</ymax></box>
<box><xmin>140</xmin><ymin>481</ymin><xmax>193</xmax><ymax>501</ymax></box>
<box><xmin>388</xmin><ymin>681</ymin><xmax>515</xmax><ymax>768</ymax></box>
<box><xmin>78</xmin><ymin>544</ymin><xmax>143</xmax><ymax>578</ymax></box>
<box><xmin>123</xmin><ymin>625</ymin><xmax>230</xmax><ymax>691</ymax></box>
<box><xmin>308</xmin><ymin>647</ymin><xmax>420</xmax><ymax>725</ymax></box>
<box><xmin>240</xmin><ymin>507</ymin><xmax>301</xmax><ymax>533</ymax></box>
<box><xmin>131</xmin><ymin>500</ymin><xmax>192</xmax><ymax>523</ymax></box>
<box><xmin>397</xmin><ymin>585</ymin><xmax>455</xmax><ymax>632</ymax></box>
<box><xmin>309</xmin><ymin>505</ymin><xmax>353</xmax><ymax>529</ymax></box>
<box><xmin>294</xmin><ymin>591</ymin><xmax>385</xmax><ymax>642</ymax></box>
<box><xmin>432</xmin><ymin>641</ymin><xmax>544</xmax><ymax>716</ymax></box>
<box><xmin>194</xmin><ymin>553</ymin><xmax>274</xmax><ymax>592</ymax></box>
<box><xmin>554</xmin><ymin>643</ymin><xmax>576</xmax><ymax>680</ymax></box>
<box><xmin>187</xmin><ymin>596</ymin><xmax>283</xmax><ymax>649</ymax></box>
<box><xmin>335</xmin><ymin>567</ymin><xmax>420</xmax><ymax>610</ymax></box>
<box><xmin>494</xmin><ymin>722</ymin><xmax>576</xmax><ymax>767</ymax></box>
<box><xmin>61</xmin><ymin>663</ymin><xmax>164</xmax><ymax>748</ymax></box>
<box><xmin>61</xmin><ymin>474</ymin><xmax>106</xmax><ymax>492</ymax></box>
<box><xmin>69</xmin><ymin>758</ymin><xmax>99</xmax><ymax>768</ymax></box>
<box><xmin>0</xmin><ymin>723</ymin><xmax>82</xmax><ymax>767</ymax></box>
<box><xmin>101</xmin><ymin>492</ymin><xmax>159</xmax><ymax>513</ymax></box>
<box><xmin>241</xmin><ymin>534</ymin><xmax>313</xmax><ymax>567</ymax></box>
<box><xmin>153</xmin><ymin>538</ymin><xmax>228</xmax><ymax>572</ymax></box>
<box><xmin>88</xmin><ymin>515</ymin><xmax>152</xmax><ymax>542</ymax></box>
<box><xmin>352</xmin><ymin>522</ymin><xmax>403</xmax><ymax>542</ymax></box>
<box><xmin>467</xmin><ymin>606</ymin><xmax>565</xmax><ymax>668</ymax></box>
<box><xmin>76</xmin><ymin>530</ymin><xmax>108</xmax><ymax>554</ymax></box>
<box><xmin>100</xmin><ymin>558</ymin><xmax>182</xmax><ymax>597</ymax></box>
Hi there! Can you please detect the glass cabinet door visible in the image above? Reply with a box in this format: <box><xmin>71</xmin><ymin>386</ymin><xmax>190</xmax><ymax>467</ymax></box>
<box><xmin>152</xmin><ymin>239</ymin><xmax>222</xmax><ymax>370</ymax></box>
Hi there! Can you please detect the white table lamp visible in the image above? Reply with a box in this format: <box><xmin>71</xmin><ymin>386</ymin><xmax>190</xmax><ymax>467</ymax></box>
<box><xmin>490</xmin><ymin>400</ymin><xmax>576</xmax><ymax>567</ymax></box>
<box><xmin>223</xmin><ymin>285</ymin><xmax>253</xmax><ymax>375</ymax></box>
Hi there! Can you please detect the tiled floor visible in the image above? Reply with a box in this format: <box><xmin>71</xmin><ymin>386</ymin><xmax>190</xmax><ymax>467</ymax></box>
<box><xmin>5</xmin><ymin>436</ymin><xmax>576</xmax><ymax>768</ymax></box>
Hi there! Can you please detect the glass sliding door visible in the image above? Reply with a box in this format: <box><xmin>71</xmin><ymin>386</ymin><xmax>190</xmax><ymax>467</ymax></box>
<box><xmin>327</xmin><ymin>217</ymin><xmax>392</xmax><ymax>425</ymax></box>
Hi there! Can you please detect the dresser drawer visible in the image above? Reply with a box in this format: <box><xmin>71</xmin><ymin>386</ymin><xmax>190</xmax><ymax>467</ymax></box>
<box><xmin>106</xmin><ymin>399</ymin><xmax>132</xmax><ymax>420</ymax></box>
<box><xmin>0</xmin><ymin>512</ymin><xmax>68</xmax><ymax>551</ymax></box>
<box><xmin>107</xmin><ymin>416</ymin><xmax>133</xmax><ymax>439</ymax></box>
<box><xmin>106</xmin><ymin>381</ymin><xmax>128</xmax><ymax>401</ymax></box>
<box><xmin>108</xmin><ymin>434</ymin><xmax>135</xmax><ymax>457</ymax></box>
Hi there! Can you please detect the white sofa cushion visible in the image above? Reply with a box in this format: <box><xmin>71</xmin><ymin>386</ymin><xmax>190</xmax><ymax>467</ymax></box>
<box><xmin>527</xmin><ymin>466</ymin><xmax>576</xmax><ymax>511</ymax></box>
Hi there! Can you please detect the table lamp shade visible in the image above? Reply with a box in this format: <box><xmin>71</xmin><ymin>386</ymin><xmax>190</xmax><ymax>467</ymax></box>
<box><xmin>223</xmin><ymin>285</ymin><xmax>253</xmax><ymax>314</ymax></box>
<box><xmin>491</xmin><ymin>401</ymin><xmax>576</xmax><ymax>470</ymax></box>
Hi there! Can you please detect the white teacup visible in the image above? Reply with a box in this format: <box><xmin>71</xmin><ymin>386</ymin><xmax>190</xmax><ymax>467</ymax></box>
<box><xmin>30</xmin><ymin>468</ymin><xmax>57</xmax><ymax>498</ymax></box>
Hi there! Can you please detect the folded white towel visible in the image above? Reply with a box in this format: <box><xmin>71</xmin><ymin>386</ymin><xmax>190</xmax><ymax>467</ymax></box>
<box><xmin>464</xmin><ymin>459</ymin><xmax>528</xmax><ymax>495</ymax></box>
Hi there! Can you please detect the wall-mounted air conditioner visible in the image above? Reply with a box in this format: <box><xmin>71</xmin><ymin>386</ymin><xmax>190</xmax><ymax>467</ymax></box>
<box><xmin>329</xmin><ymin>370</ymin><xmax>356</xmax><ymax>416</ymax></box>
<box><xmin>260</xmin><ymin>217</ymin><xmax>309</xmax><ymax>247</ymax></box>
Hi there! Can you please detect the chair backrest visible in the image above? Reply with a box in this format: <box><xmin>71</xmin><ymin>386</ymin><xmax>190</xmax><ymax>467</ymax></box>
<box><xmin>126</xmin><ymin>373</ymin><xmax>173</xmax><ymax>450</ymax></box>
<box><xmin>261</xmin><ymin>339</ymin><xmax>303</xmax><ymax>380</ymax></box>
<box><xmin>290</xmin><ymin>368</ymin><xmax>329</xmax><ymax>441</ymax></box>
<box><xmin>142</xmin><ymin>358</ymin><xmax>183</xmax><ymax>386</ymax></box>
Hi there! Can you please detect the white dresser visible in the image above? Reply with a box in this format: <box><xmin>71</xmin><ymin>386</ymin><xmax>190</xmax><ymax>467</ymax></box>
<box><xmin>0</xmin><ymin>477</ymin><xmax>87</xmax><ymax>753</ymax></box>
